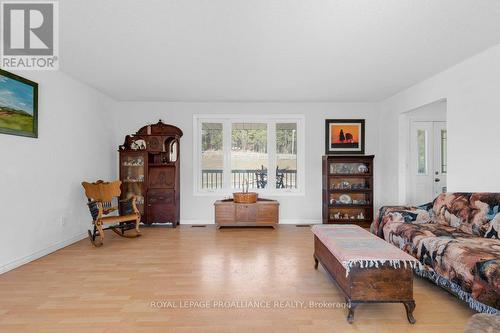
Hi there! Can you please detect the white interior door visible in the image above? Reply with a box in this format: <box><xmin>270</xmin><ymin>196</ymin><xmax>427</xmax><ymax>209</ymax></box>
<box><xmin>409</xmin><ymin>121</ymin><xmax>447</xmax><ymax>205</ymax></box>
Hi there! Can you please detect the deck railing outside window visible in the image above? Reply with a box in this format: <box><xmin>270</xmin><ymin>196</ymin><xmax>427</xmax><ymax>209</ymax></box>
<box><xmin>201</xmin><ymin>168</ymin><xmax>297</xmax><ymax>190</ymax></box>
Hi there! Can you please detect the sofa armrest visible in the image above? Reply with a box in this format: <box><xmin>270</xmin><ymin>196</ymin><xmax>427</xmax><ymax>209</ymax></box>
<box><xmin>371</xmin><ymin>204</ymin><xmax>432</xmax><ymax>239</ymax></box>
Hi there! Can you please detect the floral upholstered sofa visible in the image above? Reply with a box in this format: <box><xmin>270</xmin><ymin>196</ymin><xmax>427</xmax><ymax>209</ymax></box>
<box><xmin>371</xmin><ymin>193</ymin><xmax>499</xmax><ymax>314</ymax></box>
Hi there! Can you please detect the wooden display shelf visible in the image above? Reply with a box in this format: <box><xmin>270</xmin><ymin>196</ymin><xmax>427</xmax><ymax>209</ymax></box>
<box><xmin>322</xmin><ymin>155</ymin><xmax>374</xmax><ymax>227</ymax></box>
<box><xmin>328</xmin><ymin>189</ymin><xmax>371</xmax><ymax>193</ymax></box>
<box><xmin>326</xmin><ymin>219</ymin><xmax>372</xmax><ymax>228</ymax></box>
<box><xmin>148</xmin><ymin>163</ymin><xmax>176</xmax><ymax>167</ymax></box>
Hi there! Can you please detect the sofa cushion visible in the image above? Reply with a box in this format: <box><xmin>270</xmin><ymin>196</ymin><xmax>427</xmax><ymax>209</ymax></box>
<box><xmin>381</xmin><ymin>220</ymin><xmax>500</xmax><ymax>310</ymax></box>
<box><xmin>382</xmin><ymin>220</ymin><xmax>474</xmax><ymax>258</ymax></box>
<box><xmin>432</xmin><ymin>193</ymin><xmax>500</xmax><ymax>237</ymax></box>
<box><xmin>371</xmin><ymin>205</ymin><xmax>432</xmax><ymax>239</ymax></box>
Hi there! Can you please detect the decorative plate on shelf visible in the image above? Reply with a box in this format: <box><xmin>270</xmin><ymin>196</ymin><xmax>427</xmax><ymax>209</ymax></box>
<box><xmin>358</xmin><ymin>164</ymin><xmax>368</xmax><ymax>173</ymax></box>
<box><xmin>339</xmin><ymin>194</ymin><xmax>352</xmax><ymax>204</ymax></box>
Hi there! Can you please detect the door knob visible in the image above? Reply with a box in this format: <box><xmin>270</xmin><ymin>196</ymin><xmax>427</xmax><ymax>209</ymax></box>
<box><xmin>434</xmin><ymin>178</ymin><xmax>440</xmax><ymax>182</ymax></box>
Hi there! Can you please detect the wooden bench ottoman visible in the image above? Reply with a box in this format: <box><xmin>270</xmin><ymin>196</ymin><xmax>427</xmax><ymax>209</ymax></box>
<box><xmin>312</xmin><ymin>224</ymin><xmax>419</xmax><ymax>324</ymax></box>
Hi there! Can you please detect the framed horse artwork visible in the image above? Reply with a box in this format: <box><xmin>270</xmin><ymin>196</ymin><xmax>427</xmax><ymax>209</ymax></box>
<box><xmin>325</xmin><ymin>119</ymin><xmax>365</xmax><ymax>155</ymax></box>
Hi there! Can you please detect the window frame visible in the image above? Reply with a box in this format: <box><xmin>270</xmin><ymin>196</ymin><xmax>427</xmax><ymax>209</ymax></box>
<box><xmin>193</xmin><ymin>114</ymin><xmax>305</xmax><ymax>196</ymax></box>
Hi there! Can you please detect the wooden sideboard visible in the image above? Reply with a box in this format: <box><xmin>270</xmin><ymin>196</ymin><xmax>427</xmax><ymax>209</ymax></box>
<box><xmin>214</xmin><ymin>199</ymin><xmax>279</xmax><ymax>228</ymax></box>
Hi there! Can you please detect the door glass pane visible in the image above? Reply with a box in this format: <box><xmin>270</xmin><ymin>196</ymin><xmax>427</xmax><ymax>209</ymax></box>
<box><xmin>231</xmin><ymin>123</ymin><xmax>268</xmax><ymax>189</ymax></box>
<box><xmin>201</xmin><ymin>123</ymin><xmax>223</xmax><ymax>189</ymax></box>
<box><xmin>276</xmin><ymin>123</ymin><xmax>297</xmax><ymax>189</ymax></box>
<box><xmin>441</xmin><ymin>129</ymin><xmax>447</xmax><ymax>174</ymax></box>
<box><xmin>417</xmin><ymin>129</ymin><xmax>427</xmax><ymax>175</ymax></box>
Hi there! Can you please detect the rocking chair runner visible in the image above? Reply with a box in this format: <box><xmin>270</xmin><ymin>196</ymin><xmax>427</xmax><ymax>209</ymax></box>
<box><xmin>82</xmin><ymin>180</ymin><xmax>141</xmax><ymax>247</ymax></box>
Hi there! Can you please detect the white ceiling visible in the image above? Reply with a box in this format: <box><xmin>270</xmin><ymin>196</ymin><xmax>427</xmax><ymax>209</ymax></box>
<box><xmin>60</xmin><ymin>0</ymin><xmax>500</xmax><ymax>102</ymax></box>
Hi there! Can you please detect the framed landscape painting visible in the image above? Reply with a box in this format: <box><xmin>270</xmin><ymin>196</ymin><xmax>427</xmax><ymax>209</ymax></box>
<box><xmin>0</xmin><ymin>69</ymin><xmax>38</xmax><ymax>138</ymax></box>
<box><xmin>325</xmin><ymin>119</ymin><xmax>365</xmax><ymax>155</ymax></box>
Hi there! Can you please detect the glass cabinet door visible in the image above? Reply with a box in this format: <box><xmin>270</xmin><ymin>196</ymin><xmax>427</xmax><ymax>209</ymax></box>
<box><xmin>121</xmin><ymin>153</ymin><xmax>146</xmax><ymax>215</ymax></box>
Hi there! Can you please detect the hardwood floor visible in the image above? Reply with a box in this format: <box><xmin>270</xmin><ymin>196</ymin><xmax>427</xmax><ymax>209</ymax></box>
<box><xmin>0</xmin><ymin>225</ymin><xmax>473</xmax><ymax>333</ymax></box>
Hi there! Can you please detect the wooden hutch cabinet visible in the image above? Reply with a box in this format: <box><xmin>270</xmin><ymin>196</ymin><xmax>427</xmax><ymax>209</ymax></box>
<box><xmin>322</xmin><ymin>155</ymin><xmax>374</xmax><ymax>228</ymax></box>
<box><xmin>119</xmin><ymin>120</ymin><xmax>183</xmax><ymax>226</ymax></box>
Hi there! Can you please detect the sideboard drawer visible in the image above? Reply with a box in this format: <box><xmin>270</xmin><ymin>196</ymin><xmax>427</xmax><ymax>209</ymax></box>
<box><xmin>148</xmin><ymin>189</ymin><xmax>175</xmax><ymax>204</ymax></box>
<box><xmin>257</xmin><ymin>203</ymin><xmax>278</xmax><ymax>223</ymax></box>
<box><xmin>235</xmin><ymin>204</ymin><xmax>257</xmax><ymax>222</ymax></box>
<box><xmin>214</xmin><ymin>203</ymin><xmax>235</xmax><ymax>224</ymax></box>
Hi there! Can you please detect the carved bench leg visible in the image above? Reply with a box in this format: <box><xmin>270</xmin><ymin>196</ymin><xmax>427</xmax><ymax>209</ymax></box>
<box><xmin>313</xmin><ymin>256</ymin><xmax>319</xmax><ymax>269</ymax></box>
<box><xmin>346</xmin><ymin>301</ymin><xmax>358</xmax><ymax>324</ymax></box>
<box><xmin>403</xmin><ymin>301</ymin><xmax>416</xmax><ymax>324</ymax></box>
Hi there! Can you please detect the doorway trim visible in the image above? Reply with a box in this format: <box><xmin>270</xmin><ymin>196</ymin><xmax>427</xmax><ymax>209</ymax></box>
<box><xmin>397</xmin><ymin>98</ymin><xmax>447</xmax><ymax>204</ymax></box>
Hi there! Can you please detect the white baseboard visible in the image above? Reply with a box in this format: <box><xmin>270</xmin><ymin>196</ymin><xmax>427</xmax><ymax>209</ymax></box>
<box><xmin>180</xmin><ymin>219</ymin><xmax>321</xmax><ymax>225</ymax></box>
<box><xmin>279</xmin><ymin>219</ymin><xmax>321</xmax><ymax>225</ymax></box>
<box><xmin>180</xmin><ymin>219</ymin><xmax>214</xmax><ymax>225</ymax></box>
<box><xmin>0</xmin><ymin>232</ymin><xmax>87</xmax><ymax>275</ymax></box>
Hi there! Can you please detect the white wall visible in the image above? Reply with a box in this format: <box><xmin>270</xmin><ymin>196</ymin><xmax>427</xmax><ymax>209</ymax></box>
<box><xmin>380</xmin><ymin>43</ymin><xmax>500</xmax><ymax>204</ymax></box>
<box><xmin>0</xmin><ymin>71</ymin><xmax>115</xmax><ymax>273</ymax></box>
<box><xmin>109</xmin><ymin>102</ymin><xmax>381</xmax><ymax>224</ymax></box>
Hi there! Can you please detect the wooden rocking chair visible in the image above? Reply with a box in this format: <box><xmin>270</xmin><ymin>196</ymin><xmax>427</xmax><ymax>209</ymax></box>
<box><xmin>82</xmin><ymin>180</ymin><xmax>141</xmax><ymax>247</ymax></box>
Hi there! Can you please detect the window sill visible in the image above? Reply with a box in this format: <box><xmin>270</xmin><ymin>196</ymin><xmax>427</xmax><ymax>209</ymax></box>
<box><xmin>193</xmin><ymin>190</ymin><xmax>305</xmax><ymax>197</ymax></box>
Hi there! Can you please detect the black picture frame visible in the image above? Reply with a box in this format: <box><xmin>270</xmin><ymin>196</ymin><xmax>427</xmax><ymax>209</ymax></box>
<box><xmin>0</xmin><ymin>69</ymin><xmax>38</xmax><ymax>138</ymax></box>
<box><xmin>325</xmin><ymin>119</ymin><xmax>365</xmax><ymax>155</ymax></box>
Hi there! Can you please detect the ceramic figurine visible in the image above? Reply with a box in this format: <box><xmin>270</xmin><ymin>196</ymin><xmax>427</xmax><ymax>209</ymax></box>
<box><xmin>131</xmin><ymin>139</ymin><xmax>147</xmax><ymax>150</ymax></box>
